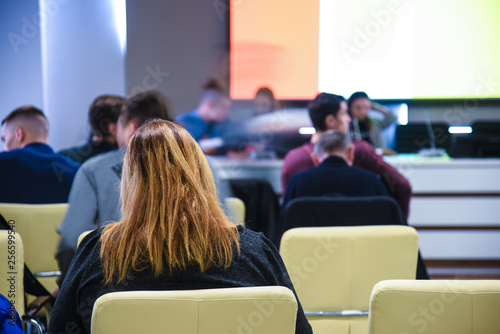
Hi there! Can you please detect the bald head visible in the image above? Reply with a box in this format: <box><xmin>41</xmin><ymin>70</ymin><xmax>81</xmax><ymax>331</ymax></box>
<box><xmin>1</xmin><ymin>106</ymin><xmax>49</xmax><ymax>151</ymax></box>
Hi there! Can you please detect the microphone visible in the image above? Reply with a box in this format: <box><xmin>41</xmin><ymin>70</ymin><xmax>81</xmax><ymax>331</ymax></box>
<box><xmin>418</xmin><ymin>112</ymin><xmax>447</xmax><ymax>157</ymax></box>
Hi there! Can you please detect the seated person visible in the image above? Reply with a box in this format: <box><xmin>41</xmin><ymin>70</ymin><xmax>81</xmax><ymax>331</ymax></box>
<box><xmin>283</xmin><ymin>130</ymin><xmax>387</xmax><ymax>208</ymax></box>
<box><xmin>0</xmin><ymin>106</ymin><xmax>80</xmax><ymax>203</ymax></box>
<box><xmin>282</xmin><ymin>93</ymin><xmax>412</xmax><ymax>219</ymax></box>
<box><xmin>175</xmin><ymin>79</ymin><xmax>233</xmax><ymax>154</ymax></box>
<box><xmin>59</xmin><ymin>94</ymin><xmax>126</xmax><ymax>163</ymax></box>
<box><xmin>49</xmin><ymin>120</ymin><xmax>312</xmax><ymax>334</ymax></box>
<box><xmin>348</xmin><ymin>91</ymin><xmax>398</xmax><ymax>149</ymax></box>
<box><xmin>56</xmin><ymin>91</ymin><xmax>232</xmax><ymax>286</ymax></box>
<box><xmin>253</xmin><ymin>86</ymin><xmax>280</xmax><ymax>115</ymax></box>
<box><xmin>56</xmin><ymin>90</ymin><xmax>171</xmax><ymax>286</ymax></box>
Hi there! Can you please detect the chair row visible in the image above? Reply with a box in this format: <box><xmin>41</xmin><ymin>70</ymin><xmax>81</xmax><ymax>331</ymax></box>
<box><xmin>90</xmin><ymin>279</ymin><xmax>500</xmax><ymax>334</ymax></box>
<box><xmin>2</xmin><ymin>203</ymin><xmax>500</xmax><ymax>333</ymax></box>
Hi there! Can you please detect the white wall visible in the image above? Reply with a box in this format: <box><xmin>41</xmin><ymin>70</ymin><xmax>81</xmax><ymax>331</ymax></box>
<box><xmin>0</xmin><ymin>0</ymin><xmax>44</xmax><ymax>118</ymax></box>
<box><xmin>41</xmin><ymin>0</ymin><xmax>126</xmax><ymax>151</ymax></box>
<box><xmin>125</xmin><ymin>0</ymin><xmax>229</xmax><ymax>116</ymax></box>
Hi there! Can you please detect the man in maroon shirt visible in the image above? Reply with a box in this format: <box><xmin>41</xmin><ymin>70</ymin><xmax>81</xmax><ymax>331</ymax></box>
<box><xmin>282</xmin><ymin>93</ymin><xmax>412</xmax><ymax>219</ymax></box>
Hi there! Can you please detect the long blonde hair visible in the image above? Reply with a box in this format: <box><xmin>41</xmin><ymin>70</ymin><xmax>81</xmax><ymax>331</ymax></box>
<box><xmin>100</xmin><ymin>119</ymin><xmax>240</xmax><ymax>283</ymax></box>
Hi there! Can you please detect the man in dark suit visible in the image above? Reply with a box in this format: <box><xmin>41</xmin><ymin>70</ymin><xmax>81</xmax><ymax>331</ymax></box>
<box><xmin>0</xmin><ymin>106</ymin><xmax>80</xmax><ymax>203</ymax></box>
<box><xmin>282</xmin><ymin>130</ymin><xmax>387</xmax><ymax>208</ymax></box>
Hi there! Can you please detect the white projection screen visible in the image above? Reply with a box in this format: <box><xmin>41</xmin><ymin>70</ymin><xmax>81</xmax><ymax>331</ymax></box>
<box><xmin>230</xmin><ymin>0</ymin><xmax>500</xmax><ymax>100</ymax></box>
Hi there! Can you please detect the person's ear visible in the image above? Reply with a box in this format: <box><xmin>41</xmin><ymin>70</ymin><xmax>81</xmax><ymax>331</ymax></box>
<box><xmin>346</xmin><ymin>145</ymin><xmax>355</xmax><ymax>166</ymax></box>
<box><xmin>128</xmin><ymin>119</ymin><xmax>140</xmax><ymax>136</ymax></box>
<box><xmin>107</xmin><ymin>122</ymin><xmax>117</xmax><ymax>139</ymax></box>
<box><xmin>325</xmin><ymin>114</ymin><xmax>336</xmax><ymax>129</ymax></box>
<box><xmin>15</xmin><ymin>126</ymin><xmax>25</xmax><ymax>144</ymax></box>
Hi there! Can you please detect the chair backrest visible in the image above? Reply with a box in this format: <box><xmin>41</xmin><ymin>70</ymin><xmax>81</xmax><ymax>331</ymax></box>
<box><xmin>229</xmin><ymin>179</ymin><xmax>280</xmax><ymax>241</ymax></box>
<box><xmin>77</xmin><ymin>230</ymin><xmax>93</xmax><ymax>248</ymax></box>
<box><xmin>369</xmin><ymin>280</ymin><xmax>500</xmax><ymax>334</ymax></box>
<box><xmin>91</xmin><ymin>286</ymin><xmax>298</xmax><ymax>334</ymax></box>
<box><xmin>224</xmin><ymin>197</ymin><xmax>246</xmax><ymax>225</ymax></box>
<box><xmin>0</xmin><ymin>230</ymin><xmax>25</xmax><ymax>311</ymax></box>
<box><xmin>279</xmin><ymin>196</ymin><xmax>405</xmax><ymax>243</ymax></box>
<box><xmin>395</xmin><ymin>123</ymin><xmax>450</xmax><ymax>153</ymax></box>
<box><xmin>279</xmin><ymin>225</ymin><xmax>418</xmax><ymax>334</ymax></box>
<box><xmin>0</xmin><ymin>203</ymin><xmax>68</xmax><ymax>295</ymax></box>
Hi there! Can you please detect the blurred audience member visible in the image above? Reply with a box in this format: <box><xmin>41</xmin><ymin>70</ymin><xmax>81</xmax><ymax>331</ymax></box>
<box><xmin>49</xmin><ymin>119</ymin><xmax>312</xmax><ymax>334</ymax></box>
<box><xmin>283</xmin><ymin>130</ymin><xmax>387</xmax><ymax>208</ymax></box>
<box><xmin>59</xmin><ymin>95</ymin><xmax>126</xmax><ymax>163</ymax></box>
<box><xmin>0</xmin><ymin>106</ymin><xmax>79</xmax><ymax>203</ymax></box>
<box><xmin>348</xmin><ymin>91</ymin><xmax>398</xmax><ymax>149</ymax></box>
<box><xmin>253</xmin><ymin>86</ymin><xmax>280</xmax><ymax>115</ymax></box>
<box><xmin>175</xmin><ymin>78</ymin><xmax>231</xmax><ymax>142</ymax></box>
<box><xmin>282</xmin><ymin>93</ymin><xmax>412</xmax><ymax>219</ymax></box>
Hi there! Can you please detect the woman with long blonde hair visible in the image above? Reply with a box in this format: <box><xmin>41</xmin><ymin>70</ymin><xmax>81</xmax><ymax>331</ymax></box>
<box><xmin>49</xmin><ymin>119</ymin><xmax>311</xmax><ymax>334</ymax></box>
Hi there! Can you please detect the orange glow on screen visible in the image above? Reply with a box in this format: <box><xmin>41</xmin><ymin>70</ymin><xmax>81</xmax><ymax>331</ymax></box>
<box><xmin>230</xmin><ymin>0</ymin><xmax>319</xmax><ymax>99</ymax></box>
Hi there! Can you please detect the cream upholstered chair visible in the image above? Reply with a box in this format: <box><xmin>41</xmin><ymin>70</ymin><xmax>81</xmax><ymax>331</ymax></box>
<box><xmin>369</xmin><ymin>280</ymin><xmax>500</xmax><ymax>334</ymax></box>
<box><xmin>0</xmin><ymin>203</ymin><xmax>68</xmax><ymax>297</ymax></box>
<box><xmin>91</xmin><ymin>286</ymin><xmax>298</xmax><ymax>334</ymax></box>
<box><xmin>224</xmin><ymin>197</ymin><xmax>246</xmax><ymax>225</ymax></box>
<box><xmin>77</xmin><ymin>230</ymin><xmax>93</xmax><ymax>247</ymax></box>
<box><xmin>279</xmin><ymin>225</ymin><xmax>419</xmax><ymax>334</ymax></box>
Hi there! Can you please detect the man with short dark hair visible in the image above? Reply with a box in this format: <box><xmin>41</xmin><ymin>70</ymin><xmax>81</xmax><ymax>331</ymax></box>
<box><xmin>282</xmin><ymin>92</ymin><xmax>412</xmax><ymax>219</ymax></box>
<box><xmin>282</xmin><ymin>130</ymin><xmax>387</xmax><ymax>208</ymax></box>
<box><xmin>58</xmin><ymin>95</ymin><xmax>126</xmax><ymax>163</ymax></box>
<box><xmin>0</xmin><ymin>106</ymin><xmax>80</xmax><ymax>203</ymax></box>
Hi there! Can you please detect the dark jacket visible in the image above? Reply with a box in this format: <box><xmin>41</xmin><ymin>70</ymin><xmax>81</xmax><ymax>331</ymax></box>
<box><xmin>0</xmin><ymin>143</ymin><xmax>80</xmax><ymax>203</ymax></box>
<box><xmin>283</xmin><ymin>155</ymin><xmax>387</xmax><ymax>208</ymax></box>
<box><xmin>58</xmin><ymin>140</ymin><xmax>117</xmax><ymax>164</ymax></box>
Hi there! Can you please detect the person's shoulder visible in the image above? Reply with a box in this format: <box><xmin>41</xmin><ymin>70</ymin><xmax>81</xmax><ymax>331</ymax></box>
<box><xmin>283</xmin><ymin>143</ymin><xmax>312</xmax><ymax>163</ymax></box>
<box><xmin>353</xmin><ymin>139</ymin><xmax>381</xmax><ymax>162</ymax></box>
<box><xmin>0</xmin><ymin>149</ymin><xmax>20</xmax><ymax>162</ymax></box>
<box><xmin>350</xmin><ymin>165</ymin><xmax>380</xmax><ymax>179</ymax></box>
<box><xmin>80</xmin><ymin>148</ymin><xmax>121</xmax><ymax>170</ymax></box>
<box><xmin>78</xmin><ymin>227</ymin><xmax>104</xmax><ymax>250</ymax></box>
<box><xmin>58</xmin><ymin>144</ymin><xmax>82</xmax><ymax>156</ymax></box>
<box><xmin>53</xmin><ymin>152</ymin><xmax>81</xmax><ymax>168</ymax></box>
<box><xmin>237</xmin><ymin>225</ymin><xmax>269</xmax><ymax>249</ymax></box>
<box><xmin>289</xmin><ymin>165</ymin><xmax>315</xmax><ymax>183</ymax></box>
<box><xmin>353</xmin><ymin>138</ymin><xmax>375</xmax><ymax>152</ymax></box>
<box><xmin>58</xmin><ymin>143</ymin><xmax>91</xmax><ymax>163</ymax></box>
<box><xmin>238</xmin><ymin>224</ymin><xmax>262</xmax><ymax>240</ymax></box>
<box><xmin>175</xmin><ymin>109</ymin><xmax>198</xmax><ymax>122</ymax></box>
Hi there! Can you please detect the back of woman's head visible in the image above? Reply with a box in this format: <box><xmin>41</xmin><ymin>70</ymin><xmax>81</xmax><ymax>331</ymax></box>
<box><xmin>101</xmin><ymin>119</ymin><xmax>239</xmax><ymax>283</ymax></box>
